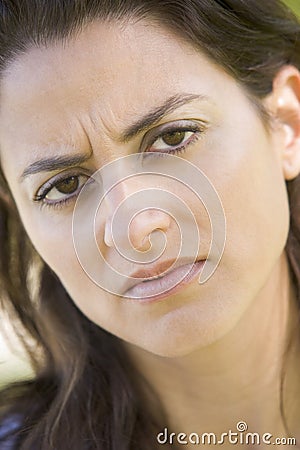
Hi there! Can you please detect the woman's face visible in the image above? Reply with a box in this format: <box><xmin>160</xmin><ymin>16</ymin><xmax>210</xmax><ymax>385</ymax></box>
<box><xmin>0</xmin><ymin>20</ymin><xmax>291</xmax><ymax>356</ymax></box>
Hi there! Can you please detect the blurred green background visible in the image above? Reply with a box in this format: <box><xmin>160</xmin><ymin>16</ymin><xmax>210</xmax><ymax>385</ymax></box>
<box><xmin>285</xmin><ymin>0</ymin><xmax>300</xmax><ymax>14</ymax></box>
<box><xmin>1</xmin><ymin>0</ymin><xmax>300</xmax><ymax>388</ymax></box>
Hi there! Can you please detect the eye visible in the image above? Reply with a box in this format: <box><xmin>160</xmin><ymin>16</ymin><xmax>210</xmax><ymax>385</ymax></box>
<box><xmin>34</xmin><ymin>172</ymin><xmax>91</xmax><ymax>209</ymax></box>
<box><xmin>149</xmin><ymin>130</ymin><xmax>195</xmax><ymax>153</ymax></box>
<box><xmin>46</xmin><ymin>176</ymin><xmax>80</xmax><ymax>200</ymax></box>
<box><xmin>141</xmin><ymin>120</ymin><xmax>205</xmax><ymax>156</ymax></box>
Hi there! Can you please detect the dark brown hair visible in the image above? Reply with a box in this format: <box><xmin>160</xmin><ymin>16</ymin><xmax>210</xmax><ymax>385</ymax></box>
<box><xmin>0</xmin><ymin>1</ymin><xmax>300</xmax><ymax>449</ymax></box>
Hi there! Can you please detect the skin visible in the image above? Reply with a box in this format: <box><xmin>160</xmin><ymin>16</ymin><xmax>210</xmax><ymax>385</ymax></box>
<box><xmin>1</xmin><ymin>20</ymin><xmax>300</xmax><ymax>443</ymax></box>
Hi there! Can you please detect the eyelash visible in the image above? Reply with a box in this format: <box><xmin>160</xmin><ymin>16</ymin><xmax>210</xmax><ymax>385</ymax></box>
<box><xmin>33</xmin><ymin>172</ymin><xmax>91</xmax><ymax>211</ymax></box>
<box><xmin>34</xmin><ymin>124</ymin><xmax>204</xmax><ymax>211</ymax></box>
<box><xmin>144</xmin><ymin>126</ymin><xmax>201</xmax><ymax>158</ymax></box>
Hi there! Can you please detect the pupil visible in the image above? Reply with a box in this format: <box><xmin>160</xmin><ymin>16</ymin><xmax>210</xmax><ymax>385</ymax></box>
<box><xmin>56</xmin><ymin>176</ymin><xmax>79</xmax><ymax>194</ymax></box>
<box><xmin>162</xmin><ymin>131</ymin><xmax>185</xmax><ymax>146</ymax></box>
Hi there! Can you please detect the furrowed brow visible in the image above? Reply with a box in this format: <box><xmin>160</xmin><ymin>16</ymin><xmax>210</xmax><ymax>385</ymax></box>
<box><xmin>120</xmin><ymin>93</ymin><xmax>207</xmax><ymax>142</ymax></box>
<box><xmin>20</xmin><ymin>93</ymin><xmax>208</xmax><ymax>181</ymax></box>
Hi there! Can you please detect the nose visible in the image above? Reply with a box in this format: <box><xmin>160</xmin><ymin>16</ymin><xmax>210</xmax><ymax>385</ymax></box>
<box><xmin>103</xmin><ymin>181</ymin><xmax>171</xmax><ymax>251</ymax></box>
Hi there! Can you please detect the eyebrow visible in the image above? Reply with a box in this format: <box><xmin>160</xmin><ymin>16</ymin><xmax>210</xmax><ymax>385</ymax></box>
<box><xmin>120</xmin><ymin>93</ymin><xmax>207</xmax><ymax>142</ymax></box>
<box><xmin>20</xmin><ymin>153</ymin><xmax>91</xmax><ymax>181</ymax></box>
<box><xmin>20</xmin><ymin>93</ymin><xmax>208</xmax><ymax>181</ymax></box>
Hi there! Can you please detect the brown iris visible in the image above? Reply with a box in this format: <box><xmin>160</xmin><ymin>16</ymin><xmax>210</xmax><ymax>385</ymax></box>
<box><xmin>55</xmin><ymin>176</ymin><xmax>79</xmax><ymax>194</ymax></box>
<box><xmin>162</xmin><ymin>131</ymin><xmax>185</xmax><ymax>146</ymax></box>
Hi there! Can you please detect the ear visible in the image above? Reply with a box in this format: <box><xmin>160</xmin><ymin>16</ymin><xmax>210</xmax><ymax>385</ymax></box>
<box><xmin>264</xmin><ymin>65</ymin><xmax>300</xmax><ymax>181</ymax></box>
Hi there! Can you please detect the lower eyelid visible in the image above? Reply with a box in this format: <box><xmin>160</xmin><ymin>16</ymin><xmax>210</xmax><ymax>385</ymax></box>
<box><xmin>142</xmin><ymin>134</ymin><xmax>201</xmax><ymax>161</ymax></box>
<box><xmin>35</xmin><ymin>174</ymin><xmax>92</xmax><ymax>209</ymax></box>
<box><xmin>37</xmin><ymin>188</ymin><xmax>84</xmax><ymax>212</ymax></box>
<box><xmin>149</xmin><ymin>130</ymin><xmax>201</xmax><ymax>152</ymax></box>
<box><xmin>38</xmin><ymin>195</ymin><xmax>75</xmax><ymax>211</ymax></box>
<box><xmin>175</xmin><ymin>132</ymin><xmax>200</xmax><ymax>151</ymax></box>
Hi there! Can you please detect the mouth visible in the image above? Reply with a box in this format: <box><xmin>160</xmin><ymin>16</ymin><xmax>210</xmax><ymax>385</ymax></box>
<box><xmin>123</xmin><ymin>259</ymin><xmax>205</xmax><ymax>302</ymax></box>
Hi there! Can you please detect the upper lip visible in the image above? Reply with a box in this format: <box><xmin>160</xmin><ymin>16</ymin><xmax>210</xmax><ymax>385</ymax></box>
<box><xmin>122</xmin><ymin>256</ymin><xmax>206</xmax><ymax>295</ymax></box>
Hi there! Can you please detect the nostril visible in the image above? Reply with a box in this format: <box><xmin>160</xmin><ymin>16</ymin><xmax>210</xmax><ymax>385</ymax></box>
<box><xmin>103</xmin><ymin>208</ymin><xmax>171</xmax><ymax>251</ymax></box>
<box><xmin>129</xmin><ymin>235</ymin><xmax>151</xmax><ymax>252</ymax></box>
<box><xmin>128</xmin><ymin>210</ymin><xmax>170</xmax><ymax>250</ymax></box>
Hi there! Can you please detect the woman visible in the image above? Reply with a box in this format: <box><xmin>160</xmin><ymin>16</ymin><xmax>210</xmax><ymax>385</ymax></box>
<box><xmin>0</xmin><ymin>0</ymin><xmax>300</xmax><ymax>448</ymax></box>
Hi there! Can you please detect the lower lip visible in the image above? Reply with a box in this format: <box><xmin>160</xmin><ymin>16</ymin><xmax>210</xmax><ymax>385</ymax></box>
<box><xmin>124</xmin><ymin>260</ymin><xmax>205</xmax><ymax>303</ymax></box>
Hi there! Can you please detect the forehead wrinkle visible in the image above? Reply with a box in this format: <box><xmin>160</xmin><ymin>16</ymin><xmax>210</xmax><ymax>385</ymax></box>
<box><xmin>87</xmin><ymin>102</ymin><xmax>134</xmax><ymax>155</ymax></box>
<box><xmin>75</xmin><ymin>115</ymin><xmax>95</xmax><ymax>156</ymax></box>
<box><xmin>88</xmin><ymin>93</ymin><xmax>206</xmax><ymax>149</ymax></box>
<box><xmin>0</xmin><ymin>20</ymin><xmax>226</xmax><ymax>179</ymax></box>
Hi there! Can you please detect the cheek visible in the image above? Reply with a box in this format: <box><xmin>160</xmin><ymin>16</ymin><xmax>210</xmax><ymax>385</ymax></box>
<box><xmin>223</xmin><ymin>170</ymin><xmax>289</xmax><ymax>288</ymax></box>
<box><xmin>24</xmin><ymin>217</ymin><xmax>108</xmax><ymax>320</ymax></box>
<box><xmin>228</xmin><ymin>149</ymin><xmax>288</xmax><ymax>263</ymax></box>
<box><xmin>208</xmin><ymin>127</ymin><xmax>290</xmax><ymax>292</ymax></box>
<box><xmin>13</xmin><ymin>203</ymin><xmax>82</xmax><ymax>281</ymax></box>
<box><xmin>183</xmin><ymin>109</ymin><xmax>291</xmax><ymax>308</ymax></box>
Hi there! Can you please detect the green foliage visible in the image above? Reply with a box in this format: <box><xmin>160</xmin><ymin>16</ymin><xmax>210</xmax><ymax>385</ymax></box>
<box><xmin>284</xmin><ymin>0</ymin><xmax>300</xmax><ymax>16</ymax></box>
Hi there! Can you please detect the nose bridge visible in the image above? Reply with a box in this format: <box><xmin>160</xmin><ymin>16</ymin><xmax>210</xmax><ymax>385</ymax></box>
<box><xmin>102</xmin><ymin>176</ymin><xmax>171</xmax><ymax>250</ymax></box>
<box><xmin>103</xmin><ymin>176</ymin><xmax>136</xmax><ymax>215</ymax></box>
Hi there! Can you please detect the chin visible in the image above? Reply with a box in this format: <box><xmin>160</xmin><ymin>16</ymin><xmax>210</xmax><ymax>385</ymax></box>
<box><xmin>129</xmin><ymin>311</ymin><xmax>235</xmax><ymax>358</ymax></box>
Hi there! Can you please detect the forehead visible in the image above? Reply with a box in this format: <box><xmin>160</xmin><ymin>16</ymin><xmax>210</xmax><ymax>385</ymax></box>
<box><xmin>2</xmin><ymin>20</ymin><xmax>184</xmax><ymax>105</ymax></box>
<box><xmin>0</xmin><ymin>19</ymin><xmax>236</xmax><ymax>169</ymax></box>
<box><xmin>0</xmin><ymin>20</ymin><xmax>225</xmax><ymax>115</ymax></box>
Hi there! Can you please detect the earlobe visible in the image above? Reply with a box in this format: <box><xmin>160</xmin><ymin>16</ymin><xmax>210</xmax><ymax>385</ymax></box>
<box><xmin>283</xmin><ymin>145</ymin><xmax>300</xmax><ymax>180</ymax></box>
<box><xmin>265</xmin><ymin>66</ymin><xmax>300</xmax><ymax>181</ymax></box>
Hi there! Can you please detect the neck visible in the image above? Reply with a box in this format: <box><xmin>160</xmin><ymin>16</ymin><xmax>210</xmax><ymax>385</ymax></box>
<box><xmin>125</xmin><ymin>252</ymin><xmax>300</xmax><ymax>445</ymax></box>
